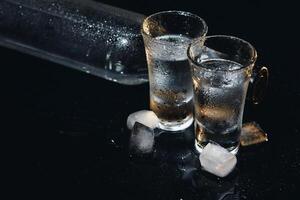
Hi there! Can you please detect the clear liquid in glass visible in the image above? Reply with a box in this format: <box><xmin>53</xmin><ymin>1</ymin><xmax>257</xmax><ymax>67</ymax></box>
<box><xmin>193</xmin><ymin>59</ymin><xmax>250</xmax><ymax>153</ymax></box>
<box><xmin>147</xmin><ymin>34</ymin><xmax>194</xmax><ymax>131</ymax></box>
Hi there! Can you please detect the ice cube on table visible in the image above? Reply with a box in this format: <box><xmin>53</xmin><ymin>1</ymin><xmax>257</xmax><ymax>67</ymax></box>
<box><xmin>199</xmin><ymin>143</ymin><xmax>237</xmax><ymax>177</ymax></box>
<box><xmin>127</xmin><ymin>110</ymin><xmax>159</xmax><ymax>130</ymax></box>
<box><xmin>241</xmin><ymin>122</ymin><xmax>268</xmax><ymax>146</ymax></box>
<box><xmin>130</xmin><ymin>122</ymin><xmax>155</xmax><ymax>154</ymax></box>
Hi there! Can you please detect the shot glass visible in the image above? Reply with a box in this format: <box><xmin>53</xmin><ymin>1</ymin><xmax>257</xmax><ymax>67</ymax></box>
<box><xmin>188</xmin><ymin>35</ymin><xmax>268</xmax><ymax>153</ymax></box>
<box><xmin>141</xmin><ymin>11</ymin><xmax>208</xmax><ymax>131</ymax></box>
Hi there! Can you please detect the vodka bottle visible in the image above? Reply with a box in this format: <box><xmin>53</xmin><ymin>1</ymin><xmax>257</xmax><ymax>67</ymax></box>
<box><xmin>0</xmin><ymin>0</ymin><xmax>147</xmax><ymax>85</ymax></box>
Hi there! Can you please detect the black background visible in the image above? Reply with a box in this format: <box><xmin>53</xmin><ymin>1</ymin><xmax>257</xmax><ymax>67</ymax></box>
<box><xmin>3</xmin><ymin>0</ymin><xmax>300</xmax><ymax>199</ymax></box>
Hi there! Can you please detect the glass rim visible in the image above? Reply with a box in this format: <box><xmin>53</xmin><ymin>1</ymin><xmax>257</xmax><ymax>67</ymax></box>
<box><xmin>141</xmin><ymin>10</ymin><xmax>208</xmax><ymax>46</ymax></box>
<box><xmin>187</xmin><ymin>35</ymin><xmax>258</xmax><ymax>72</ymax></box>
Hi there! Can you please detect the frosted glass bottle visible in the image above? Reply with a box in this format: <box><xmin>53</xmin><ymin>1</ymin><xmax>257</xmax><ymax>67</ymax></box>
<box><xmin>0</xmin><ymin>0</ymin><xmax>148</xmax><ymax>85</ymax></box>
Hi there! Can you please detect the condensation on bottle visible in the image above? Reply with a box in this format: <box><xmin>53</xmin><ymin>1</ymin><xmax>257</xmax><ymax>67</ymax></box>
<box><xmin>0</xmin><ymin>0</ymin><xmax>148</xmax><ymax>85</ymax></box>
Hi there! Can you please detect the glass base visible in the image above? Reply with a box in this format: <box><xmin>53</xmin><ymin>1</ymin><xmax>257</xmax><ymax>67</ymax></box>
<box><xmin>158</xmin><ymin>115</ymin><xmax>194</xmax><ymax>131</ymax></box>
<box><xmin>194</xmin><ymin>140</ymin><xmax>240</xmax><ymax>155</ymax></box>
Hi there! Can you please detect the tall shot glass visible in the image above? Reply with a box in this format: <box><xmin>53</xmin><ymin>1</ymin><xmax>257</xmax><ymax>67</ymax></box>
<box><xmin>141</xmin><ymin>11</ymin><xmax>208</xmax><ymax>131</ymax></box>
<box><xmin>188</xmin><ymin>35</ymin><xmax>268</xmax><ymax>153</ymax></box>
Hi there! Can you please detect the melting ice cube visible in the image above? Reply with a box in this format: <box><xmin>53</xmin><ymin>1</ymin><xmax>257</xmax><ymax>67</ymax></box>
<box><xmin>241</xmin><ymin>122</ymin><xmax>268</xmax><ymax>146</ymax></box>
<box><xmin>127</xmin><ymin>110</ymin><xmax>159</xmax><ymax>130</ymax></box>
<box><xmin>199</xmin><ymin>143</ymin><xmax>237</xmax><ymax>177</ymax></box>
<box><xmin>129</xmin><ymin>122</ymin><xmax>155</xmax><ymax>154</ymax></box>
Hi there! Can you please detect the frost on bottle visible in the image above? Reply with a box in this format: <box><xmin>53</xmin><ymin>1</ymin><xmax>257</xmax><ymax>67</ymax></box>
<box><xmin>0</xmin><ymin>0</ymin><xmax>148</xmax><ymax>85</ymax></box>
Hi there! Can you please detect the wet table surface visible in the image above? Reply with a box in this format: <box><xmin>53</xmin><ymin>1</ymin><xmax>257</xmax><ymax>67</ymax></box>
<box><xmin>4</xmin><ymin>0</ymin><xmax>300</xmax><ymax>199</ymax></box>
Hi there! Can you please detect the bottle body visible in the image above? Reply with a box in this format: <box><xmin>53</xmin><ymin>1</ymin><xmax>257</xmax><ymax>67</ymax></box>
<box><xmin>0</xmin><ymin>0</ymin><xmax>148</xmax><ymax>85</ymax></box>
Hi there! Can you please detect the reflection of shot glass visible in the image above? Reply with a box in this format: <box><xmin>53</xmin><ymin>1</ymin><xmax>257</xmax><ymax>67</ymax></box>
<box><xmin>188</xmin><ymin>35</ymin><xmax>268</xmax><ymax>153</ymax></box>
<box><xmin>141</xmin><ymin>11</ymin><xmax>207</xmax><ymax>131</ymax></box>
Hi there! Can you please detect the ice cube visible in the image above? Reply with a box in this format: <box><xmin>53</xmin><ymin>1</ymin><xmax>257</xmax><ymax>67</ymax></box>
<box><xmin>241</xmin><ymin>122</ymin><xmax>268</xmax><ymax>146</ymax></box>
<box><xmin>127</xmin><ymin>110</ymin><xmax>159</xmax><ymax>130</ymax></box>
<box><xmin>199</xmin><ymin>143</ymin><xmax>237</xmax><ymax>177</ymax></box>
<box><xmin>129</xmin><ymin>122</ymin><xmax>155</xmax><ymax>153</ymax></box>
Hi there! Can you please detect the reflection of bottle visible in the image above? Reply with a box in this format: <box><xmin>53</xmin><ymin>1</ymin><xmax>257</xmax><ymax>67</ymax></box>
<box><xmin>153</xmin><ymin>127</ymin><xmax>197</xmax><ymax>164</ymax></box>
<box><xmin>0</xmin><ymin>0</ymin><xmax>147</xmax><ymax>85</ymax></box>
<box><xmin>182</xmin><ymin>168</ymin><xmax>240</xmax><ymax>200</ymax></box>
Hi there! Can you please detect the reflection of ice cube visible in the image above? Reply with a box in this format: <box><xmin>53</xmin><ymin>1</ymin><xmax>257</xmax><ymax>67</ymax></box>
<box><xmin>127</xmin><ymin>110</ymin><xmax>159</xmax><ymax>130</ymax></box>
<box><xmin>130</xmin><ymin>122</ymin><xmax>155</xmax><ymax>154</ymax></box>
<box><xmin>199</xmin><ymin>143</ymin><xmax>237</xmax><ymax>177</ymax></box>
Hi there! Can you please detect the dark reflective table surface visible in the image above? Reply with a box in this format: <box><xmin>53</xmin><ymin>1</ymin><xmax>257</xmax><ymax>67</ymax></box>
<box><xmin>4</xmin><ymin>0</ymin><xmax>299</xmax><ymax>199</ymax></box>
